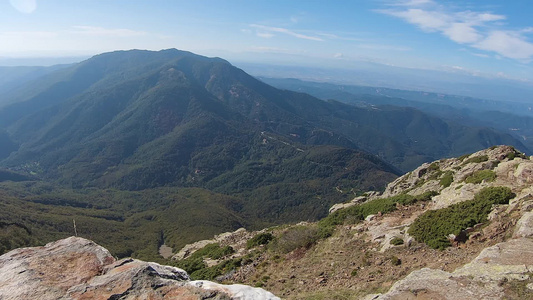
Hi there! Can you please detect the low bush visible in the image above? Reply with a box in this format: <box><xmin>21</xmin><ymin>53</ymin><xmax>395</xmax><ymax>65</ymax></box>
<box><xmin>408</xmin><ymin>186</ymin><xmax>515</xmax><ymax>249</ymax></box>
<box><xmin>506</xmin><ymin>149</ymin><xmax>527</xmax><ymax>160</ymax></box>
<box><xmin>390</xmin><ymin>237</ymin><xmax>404</xmax><ymax>246</ymax></box>
<box><xmin>174</xmin><ymin>257</ymin><xmax>206</xmax><ymax>274</ymax></box>
<box><xmin>189</xmin><ymin>257</ymin><xmax>242</xmax><ymax>280</ymax></box>
<box><xmin>246</xmin><ymin>232</ymin><xmax>274</xmax><ymax>249</ymax></box>
<box><xmin>390</xmin><ymin>256</ymin><xmax>401</xmax><ymax>266</ymax></box>
<box><xmin>439</xmin><ymin>171</ymin><xmax>454</xmax><ymax>188</ymax></box>
<box><xmin>458</xmin><ymin>153</ymin><xmax>471</xmax><ymax>162</ymax></box>
<box><xmin>463</xmin><ymin>155</ymin><xmax>488</xmax><ymax>165</ymax></box>
<box><xmin>318</xmin><ymin>191</ymin><xmax>438</xmax><ymax>230</ymax></box>
<box><xmin>197</xmin><ymin>243</ymin><xmax>234</xmax><ymax>260</ymax></box>
<box><xmin>173</xmin><ymin>243</ymin><xmax>234</xmax><ymax>275</ymax></box>
<box><xmin>464</xmin><ymin>170</ymin><xmax>496</xmax><ymax>184</ymax></box>
<box><xmin>269</xmin><ymin>225</ymin><xmax>321</xmax><ymax>253</ymax></box>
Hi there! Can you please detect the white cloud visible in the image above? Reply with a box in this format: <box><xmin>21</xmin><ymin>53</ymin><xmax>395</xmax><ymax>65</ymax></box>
<box><xmin>472</xmin><ymin>53</ymin><xmax>490</xmax><ymax>58</ymax></box>
<box><xmin>376</xmin><ymin>9</ymin><xmax>450</xmax><ymax>31</ymax></box>
<box><xmin>474</xmin><ymin>31</ymin><xmax>533</xmax><ymax>61</ymax></box>
<box><xmin>316</xmin><ymin>32</ymin><xmax>364</xmax><ymax>42</ymax></box>
<box><xmin>377</xmin><ymin>2</ymin><xmax>533</xmax><ymax>62</ymax></box>
<box><xmin>70</xmin><ymin>26</ymin><xmax>146</xmax><ymax>38</ymax></box>
<box><xmin>248</xmin><ymin>46</ymin><xmax>305</xmax><ymax>55</ymax></box>
<box><xmin>10</xmin><ymin>0</ymin><xmax>36</xmax><ymax>14</ymax></box>
<box><xmin>333</xmin><ymin>53</ymin><xmax>343</xmax><ymax>58</ymax></box>
<box><xmin>391</xmin><ymin>0</ymin><xmax>434</xmax><ymax>6</ymax></box>
<box><xmin>357</xmin><ymin>44</ymin><xmax>411</xmax><ymax>51</ymax></box>
<box><xmin>443</xmin><ymin>22</ymin><xmax>481</xmax><ymax>43</ymax></box>
<box><xmin>250</xmin><ymin>24</ymin><xmax>323</xmax><ymax>41</ymax></box>
<box><xmin>256</xmin><ymin>32</ymin><xmax>274</xmax><ymax>38</ymax></box>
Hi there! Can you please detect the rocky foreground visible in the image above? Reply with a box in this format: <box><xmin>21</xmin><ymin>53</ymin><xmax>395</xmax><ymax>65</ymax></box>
<box><xmin>167</xmin><ymin>146</ymin><xmax>533</xmax><ymax>299</ymax></box>
<box><xmin>0</xmin><ymin>237</ymin><xmax>279</xmax><ymax>300</ymax></box>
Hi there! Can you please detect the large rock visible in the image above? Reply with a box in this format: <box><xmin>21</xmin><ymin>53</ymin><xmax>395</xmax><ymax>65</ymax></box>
<box><xmin>172</xmin><ymin>228</ymin><xmax>254</xmax><ymax>260</ymax></box>
<box><xmin>367</xmin><ymin>268</ymin><xmax>504</xmax><ymax>300</ymax></box>
<box><xmin>514</xmin><ymin>211</ymin><xmax>533</xmax><ymax>238</ymax></box>
<box><xmin>367</xmin><ymin>234</ymin><xmax>533</xmax><ymax>299</ymax></box>
<box><xmin>454</xmin><ymin>238</ymin><xmax>533</xmax><ymax>281</ymax></box>
<box><xmin>0</xmin><ymin>237</ymin><xmax>280</xmax><ymax>300</ymax></box>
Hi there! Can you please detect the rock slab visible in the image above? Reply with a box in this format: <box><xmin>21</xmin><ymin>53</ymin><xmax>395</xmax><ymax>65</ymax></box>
<box><xmin>0</xmin><ymin>237</ymin><xmax>280</xmax><ymax>300</ymax></box>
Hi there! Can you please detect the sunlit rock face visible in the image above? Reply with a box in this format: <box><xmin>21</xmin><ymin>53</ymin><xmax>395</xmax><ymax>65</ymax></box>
<box><xmin>0</xmin><ymin>237</ymin><xmax>280</xmax><ymax>300</ymax></box>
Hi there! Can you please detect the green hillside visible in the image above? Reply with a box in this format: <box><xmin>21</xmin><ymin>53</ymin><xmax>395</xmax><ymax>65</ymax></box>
<box><xmin>0</xmin><ymin>49</ymin><xmax>526</xmax><ymax>259</ymax></box>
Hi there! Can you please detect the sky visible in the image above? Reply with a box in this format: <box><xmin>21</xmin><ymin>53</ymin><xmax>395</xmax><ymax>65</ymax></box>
<box><xmin>2</xmin><ymin>0</ymin><xmax>533</xmax><ymax>83</ymax></box>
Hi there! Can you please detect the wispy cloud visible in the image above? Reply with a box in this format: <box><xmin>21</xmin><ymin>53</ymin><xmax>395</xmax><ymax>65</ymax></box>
<box><xmin>248</xmin><ymin>46</ymin><xmax>306</xmax><ymax>55</ymax></box>
<box><xmin>250</xmin><ymin>24</ymin><xmax>323</xmax><ymax>41</ymax></box>
<box><xmin>472</xmin><ymin>52</ymin><xmax>490</xmax><ymax>58</ymax></box>
<box><xmin>389</xmin><ymin>0</ymin><xmax>435</xmax><ymax>7</ymax></box>
<box><xmin>256</xmin><ymin>32</ymin><xmax>274</xmax><ymax>39</ymax></box>
<box><xmin>357</xmin><ymin>44</ymin><xmax>411</xmax><ymax>51</ymax></box>
<box><xmin>376</xmin><ymin>1</ymin><xmax>533</xmax><ymax>62</ymax></box>
<box><xmin>316</xmin><ymin>32</ymin><xmax>364</xmax><ymax>42</ymax></box>
<box><xmin>70</xmin><ymin>26</ymin><xmax>147</xmax><ymax>38</ymax></box>
<box><xmin>474</xmin><ymin>31</ymin><xmax>533</xmax><ymax>60</ymax></box>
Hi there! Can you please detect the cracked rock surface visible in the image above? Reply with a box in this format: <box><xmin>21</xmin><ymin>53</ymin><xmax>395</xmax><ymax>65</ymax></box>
<box><xmin>0</xmin><ymin>237</ymin><xmax>280</xmax><ymax>300</ymax></box>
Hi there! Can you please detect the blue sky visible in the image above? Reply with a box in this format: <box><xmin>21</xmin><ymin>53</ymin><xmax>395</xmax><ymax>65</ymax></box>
<box><xmin>2</xmin><ymin>0</ymin><xmax>533</xmax><ymax>82</ymax></box>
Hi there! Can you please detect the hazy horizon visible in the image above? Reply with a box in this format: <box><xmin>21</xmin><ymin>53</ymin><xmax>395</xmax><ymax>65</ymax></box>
<box><xmin>2</xmin><ymin>1</ymin><xmax>533</xmax><ymax>81</ymax></box>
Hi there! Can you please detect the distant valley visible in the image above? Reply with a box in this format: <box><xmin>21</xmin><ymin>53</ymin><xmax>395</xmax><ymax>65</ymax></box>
<box><xmin>260</xmin><ymin>77</ymin><xmax>533</xmax><ymax>153</ymax></box>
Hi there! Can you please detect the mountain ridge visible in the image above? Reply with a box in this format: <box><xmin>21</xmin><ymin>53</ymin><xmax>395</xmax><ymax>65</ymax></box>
<box><xmin>0</xmin><ymin>49</ymin><xmax>526</xmax><ymax>179</ymax></box>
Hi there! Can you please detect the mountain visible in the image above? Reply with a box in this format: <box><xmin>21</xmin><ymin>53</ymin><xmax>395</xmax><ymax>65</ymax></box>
<box><xmin>0</xmin><ymin>64</ymin><xmax>72</xmax><ymax>107</ymax></box>
<box><xmin>0</xmin><ymin>49</ymin><xmax>525</xmax><ymax>177</ymax></box>
<box><xmin>237</xmin><ymin>61</ymin><xmax>533</xmax><ymax>104</ymax></box>
<box><xmin>261</xmin><ymin>77</ymin><xmax>533</xmax><ymax>153</ymax></box>
<box><xmin>0</xmin><ymin>49</ymin><xmax>528</xmax><ymax>260</ymax></box>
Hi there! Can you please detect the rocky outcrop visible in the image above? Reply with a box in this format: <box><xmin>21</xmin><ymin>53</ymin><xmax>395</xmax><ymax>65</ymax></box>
<box><xmin>367</xmin><ymin>237</ymin><xmax>533</xmax><ymax>300</ymax></box>
<box><xmin>355</xmin><ymin>146</ymin><xmax>533</xmax><ymax>299</ymax></box>
<box><xmin>377</xmin><ymin>145</ymin><xmax>531</xmax><ymax>210</ymax></box>
<box><xmin>172</xmin><ymin>228</ymin><xmax>255</xmax><ymax>260</ymax></box>
<box><xmin>0</xmin><ymin>237</ymin><xmax>280</xmax><ymax>300</ymax></box>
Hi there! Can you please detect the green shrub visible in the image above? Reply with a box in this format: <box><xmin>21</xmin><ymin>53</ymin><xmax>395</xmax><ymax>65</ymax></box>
<box><xmin>195</xmin><ymin>243</ymin><xmax>234</xmax><ymax>260</ymax></box>
<box><xmin>463</xmin><ymin>155</ymin><xmax>488</xmax><ymax>164</ymax></box>
<box><xmin>173</xmin><ymin>243</ymin><xmax>234</xmax><ymax>275</ymax></box>
<box><xmin>269</xmin><ymin>225</ymin><xmax>321</xmax><ymax>253</ymax></box>
<box><xmin>458</xmin><ymin>153</ymin><xmax>471</xmax><ymax>162</ymax></box>
<box><xmin>390</xmin><ymin>237</ymin><xmax>404</xmax><ymax>246</ymax></box>
<box><xmin>390</xmin><ymin>256</ymin><xmax>401</xmax><ymax>266</ymax></box>
<box><xmin>439</xmin><ymin>171</ymin><xmax>454</xmax><ymax>188</ymax></box>
<box><xmin>247</xmin><ymin>232</ymin><xmax>274</xmax><ymax>249</ymax></box>
<box><xmin>428</xmin><ymin>162</ymin><xmax>440</xmax><ymax>171</ymax></box>
<box><xmin>506</xmin><ymin>149</ymin><xmax>526</xmax><ymax>160</ymax></box>
<box><xmin>351</xmin><ymin>269</ymin><xmax>358</xmax><ymax>277</ymax></box>
<box><xmin>408</xmin><ymin>186</ymin><xmax>515</xmax><ymax>249</ymax></box>
<box><xmin>358</xmin><ymin>197</ymin><xmax>398</xmax><ymax>217</ymax></box>
<box><xmin>189</xmin><ymin>257</ymin><xmax>242</xmax><ymax>280</ymax></box>
<box><xmin>318</xmin><ymin>192</ymin><xmax>438</xmax><ymax>230</ymax></box>
<box><xmin>464</xmin><ymin>170</ymin><xmax>496</xmax><ymax>184</ymax></box>
<box><xmin>174</xmin><ymin>257</ymin><xmax>206</xmax><ymax>274</ymax></box>
<box><xmin>426</xmin><ymin>236</ymin><xmax>451</xmax><ymax>250</ymax></box>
